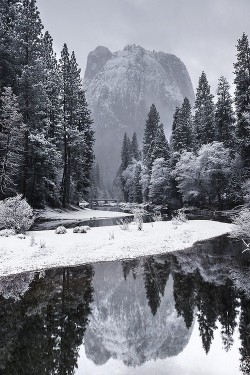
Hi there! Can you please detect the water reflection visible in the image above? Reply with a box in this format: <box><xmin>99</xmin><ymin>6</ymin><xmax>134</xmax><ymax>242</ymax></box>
<box><xmin>0</xmin><ymin>236</ymin><xmax>249</xmax><ymax>374</ymax></box>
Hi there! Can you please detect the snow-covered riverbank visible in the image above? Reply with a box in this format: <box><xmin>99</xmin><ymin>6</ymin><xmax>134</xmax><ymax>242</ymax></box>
<box><xmin>0</xmin><ymin>220</ymin><xmax>232</xmax><ymax>277</ymax></box>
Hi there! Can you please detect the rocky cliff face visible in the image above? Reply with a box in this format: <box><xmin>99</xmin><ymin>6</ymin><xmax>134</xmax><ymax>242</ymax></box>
<box><xmin>84</xmin><ymin>45</ymin><xmax>195</xmax><ymax>179</ymax></box>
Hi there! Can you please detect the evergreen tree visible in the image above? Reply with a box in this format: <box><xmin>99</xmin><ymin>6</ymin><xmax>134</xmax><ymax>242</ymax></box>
<box><xmin>171</xmin><ymin>97</ymin><xmax>193</xmax><ymax>153</ymax></box>
<box><xmin>17</xmin><ymin>0</ymin><xmax>57</xmax><ymax>206</ymax></box>
<box><xmin>60</xmin><ymin>47</ymin><xmax>94</xmax><ymax>206</ymax></box>
<box><xmin>0</xmin><ymin>87</ymin><xmax>25</xmax><ymax>199</ymax></box>
<box><xmin>234</xmin><ymin>33</ymin><xmax>250</xmax><ymax>168</ymax></box>
<box><xmin>193</xmin><ymin>72</ymin><xmax>215</xmax><ymax>148</ymax></box>
<box><xmin>143</xmin><ymin>103</ymin><xmax>160</xmax><ymax>169</ymax></box>
<box><xmin>119</xmin><ymin>133</ymin><xmax>132</xmax><ymax>201</ymax></box>
<box><xmin>0</xmin><ymin>0</ymin><xmax>20</xmax><ymax>93</ymax></box>
<box><xmin>215</xmin><ymin>76</ymin><xmax>235</xmax><ymax>150</ymax></box>
<box><xmin>151</xmin><ymin>123</ymin><xmax>170</xmax><ymax>161</ymax></box>
<box><xmin>133</xmin><ymin>163</ymin><xmax>143</xmax><ymax>203</ymax></box>
<box><xmin>120</xmin><ymin>133</ymin><xmax>131</xmax><ymax>172</ymax></box>
<box><xmin>131</xmin><ymin>132</ymin><xmax>140</xmax><ymax>160</ymax></box>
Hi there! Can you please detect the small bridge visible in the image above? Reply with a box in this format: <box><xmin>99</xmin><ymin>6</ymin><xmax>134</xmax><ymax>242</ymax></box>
<box><xmin>90</xmin><ymin>199</ymin><xmax>118</xmax><ymax>207</ymax></box>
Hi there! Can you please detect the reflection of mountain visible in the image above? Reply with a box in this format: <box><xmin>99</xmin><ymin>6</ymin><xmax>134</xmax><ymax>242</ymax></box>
<box><xmin>84</xmin><ymin>260</ymin><xmax>193</xmax><ymax>367</ymax></box>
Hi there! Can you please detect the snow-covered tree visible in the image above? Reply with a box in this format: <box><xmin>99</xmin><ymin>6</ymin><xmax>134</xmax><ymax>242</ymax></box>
<box><xmin>133</xmin><ymin>163</ymin><xmax>143</xmax><ymax>203</ymax></box>
<box><xmin>151</xmin><ymin>123</ymin><xmax>170</xmax><ymax>162</ymax></box>
<box><xmin>215</xmin><ymin>76</ymin><xmax>235</xmax><ymax>150</ymax></box>
<box><xmin>234</xmin><ymin>33</ymin><xmax>250</xmax><ymax>167</ymax></box>
<box><xmin>148</xmin><ymin>158</ymin><xmax>170</xmax><ymax>204</ymax></box>
<box><xmin>175</xmin><ymin>142</ymin><xmax>234</xmax><ymax>208</ymax></box>
<box><xmin>171</xmin><ymin>97</ymin><xmax>193</xmax><ymax>153</ymax></box>
<box><xmin>193</xmin><ymin>72</ymin><xmax>215</xmax><ymax>149</ymax></box>
<box><xmin>143</xmin><ymin>103</ymin><xmax>160</xmax><ymax>169</ymax></box>
<box><xmin>0</xmin><ymin>87</ymin><xmax>25</xmax><ymax>199</ymax></box>
<box><xmin>131</xmin><ymin>132</ymin><xmax>140</xmax><ymax>161</ymax></box>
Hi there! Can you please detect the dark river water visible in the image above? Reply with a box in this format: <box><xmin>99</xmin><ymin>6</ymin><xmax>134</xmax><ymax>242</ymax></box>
<box><xmin>0</xmin><ymin>236</ymin><xmax>249</xmax><ymax>374</ymax></box>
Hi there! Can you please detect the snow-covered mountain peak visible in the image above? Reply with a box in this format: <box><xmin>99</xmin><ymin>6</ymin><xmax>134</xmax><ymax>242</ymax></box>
<box><xmin>84</xmin><ymin>44</ymin><xmax>195</xmax><ymax>178</ymax></box>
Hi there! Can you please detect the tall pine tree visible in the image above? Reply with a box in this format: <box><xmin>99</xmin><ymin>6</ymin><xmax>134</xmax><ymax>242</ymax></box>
<box><xmin>0</xmin><ymin>87</ymin><xmax>25</xmax><ymax>199</ymax></box>
<box><xmin>193</xmin><ymin>72</ymin><xmax>215</xmax><ymax>149</ymax></box>
<box><xmin>234</xmin><ymin>33</ymin><xmax>250</xmax><ymax>168</ymax></box>
<box><xmin>215</xmin><ymin>76</ymin><xmax>235</xmax><ymax>150</ymax></box>
<box><xmin>143</xmin><ymin>104</ymin><xmax>160</xmax><ymax>169</ymax></box>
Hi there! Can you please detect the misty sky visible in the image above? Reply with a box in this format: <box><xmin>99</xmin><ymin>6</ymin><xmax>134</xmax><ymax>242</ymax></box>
<box><xmin>36</xmin><ymin>0</ymin><xmax>250</xmax><ymax>94</ymax></box>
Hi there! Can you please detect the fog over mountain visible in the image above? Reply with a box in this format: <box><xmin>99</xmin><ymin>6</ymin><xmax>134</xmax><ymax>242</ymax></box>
<box><xmin>84</xmin><ymin>45</ymin><xmax>195</xmax><ymax>179</ymax></box>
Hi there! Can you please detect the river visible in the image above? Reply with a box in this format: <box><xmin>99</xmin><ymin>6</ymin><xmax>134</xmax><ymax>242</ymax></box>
<box><xmin>0</xmin><ymin>235</ymin><xmax>249</xmax><ymax>374</ymax></box>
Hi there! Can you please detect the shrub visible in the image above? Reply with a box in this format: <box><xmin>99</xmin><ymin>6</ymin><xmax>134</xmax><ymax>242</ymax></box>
<box><xmin>0</xmin><ymin>195</ymin><xmax>34</xmax><ymax>234</ymax></box>
<box><xmin>0</xmin><ymin>229</ymin><xmax>15</xmax><ymax>237</ymax></box>
<box><xmin>55</xmin><ymin>226</ymin><xmax>67</xmax><ymax>234</ymax></box>
<box><xmin>230</xmin><ymin>208</ymin><xmax>250</xmax><ymax>240</ymax></box>
<box><xmin>117</xmin><ymin>218</ymin><xmax>130</xmax><ymax>230</ymax></box>
<box><xmin>73</xmin><ymin>226</ymin><xmax>87</xmax><ymax>233</ymax></box>
<box><xmin>171</xmin><ymin>208</ymin><xmax>188</xmax><ymax>228</ymax></box>
<box><xmin>132</xmin><ymin>208</ymin><xmax>146</xmax><ymax>231</ymax></box>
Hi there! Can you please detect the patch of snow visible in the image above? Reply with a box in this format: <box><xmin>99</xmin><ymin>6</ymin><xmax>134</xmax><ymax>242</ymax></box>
<box><xmin>0</xmin><ymin>220</ymin><xmax>232</xmax><ymax>277</ymax></box>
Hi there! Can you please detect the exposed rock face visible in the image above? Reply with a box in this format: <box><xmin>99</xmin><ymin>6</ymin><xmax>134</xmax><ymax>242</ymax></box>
<box><xmin>84</xmin><ymin>45</ymin><xmax>195</xmax><ymax>179</ymax></box>
<box><xmin>84</xmin><ymin>261</ymin><xmax>193</xmax><ymax>367</ymax></box>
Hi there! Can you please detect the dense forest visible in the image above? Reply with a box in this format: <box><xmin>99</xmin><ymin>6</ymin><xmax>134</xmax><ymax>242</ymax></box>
<box><xmin>1</xmin><ymin>2</ymin><xmax>250</xmax><ymax>211</ymax></box>
<box><xmin>112</xmin><ymin>33</ymin><xmax>250</xmax><ymax>209</ymax></box>
<box><xmin>0</xmin><ymin>0</ymin><xmax>95</xmax><ymax>208</ymax></box>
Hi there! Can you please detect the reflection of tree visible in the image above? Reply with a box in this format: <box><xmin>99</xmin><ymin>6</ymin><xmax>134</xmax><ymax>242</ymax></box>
<box><xmin>172</xmin><ymin>269</ymin><xmax>243</xmax><ymax>357</ymax></box>
<box><xmin>173</xmin><ymin>272</ymin><xmax>196</xmax><ymax>329</ymax></box>
<box><xmin>0</xmin><ymin>265</ymin><xmax>94</xmax><ymax>374</ymax></box>
<box><xmin>195</xmin><ymin>278</ymin><xmax>218</xmax><ymax>354</ymax></box>
<box><xmin>143</xmin><ymin>257</ymin><xmax>170</xmax><ymax>316</ymax></box>
<box><xmin>216</xmin><ymin>282</ymin><xmax>239</xmax><ymax>352</ymax></box>
<box><xmin>122</xmin><ymin>259</ymin><xmax>140</xmax><ymax>280</ymax></box>
<box><xmin>239</xmin><ymin>293</ymin><xmax>250</xmax><ymax>375</ymax></box>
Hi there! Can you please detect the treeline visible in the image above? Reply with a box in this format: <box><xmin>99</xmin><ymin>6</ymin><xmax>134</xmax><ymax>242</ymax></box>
<box><xmin>116</xmin><ymin>33</ymin><xmax>250</xmax><ymax>209</ymax></box>
<box><xmin>0</xmin><ymin>0</ymin><xmax>94</xmax><ymax>207</ymax></box>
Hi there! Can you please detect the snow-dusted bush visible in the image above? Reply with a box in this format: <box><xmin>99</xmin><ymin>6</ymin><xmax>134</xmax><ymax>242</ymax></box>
<box><xmin>55</xmin><ymin>226</ymin><xmax>67</xmax><ymax>234</ymax></box>
<box><xmin>230</xmin><ymin>208</ymin><xmax>250</xmax><ymax>240</ymax></box>
<box><xmin>73</xmin><ymin>226</ymin><xmax>87</xmax><ymax>233</ymax></box>
<box><xmin>132</xmin><ymin>208</ymin><xmax>146</xmax><ymax>231</ymax></box>
<box><xmin>0</xmin><ymin>195</ymin><xmax>33</xmax><ymax>233</ymax></box>
<box><xmin>17</xmin><ymin>234</ymin><xmax>26</xmax><ymax>239</ymax></box>
<box><xmin>0</xmin><ymin>229</ymin><xmax>15</xmax><ymax>237</ymax></box>
<box><xmin>29</xmin><ymin>234</ymin><xmax>36</xmax><ymax>246</ymax></box>
<box><xmin>39</xmin><ymin>240</ymin><xmax>46</xmax><ymax>248</ymax></box>
<box><xmin>117</xmin><ymin>218</ymin><xmax>130</xmax><ymax>230</ymax></box>
<box><xmin>109</xmin><ymin>230</ymin><xmax>115</xmax><ymax>240</ymax></box>
<box><xmin>82</xmin><ymin>225</ymin><xmax>91</xmax><ymax>231</ymax></box>
<box><xmin>171</xmin><ymin>208</ymin><xmax>187</xmax><ymax>228</ymax></box>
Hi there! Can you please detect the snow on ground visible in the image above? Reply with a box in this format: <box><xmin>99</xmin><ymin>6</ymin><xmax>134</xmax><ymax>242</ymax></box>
<box><xmin>0</xmin><ymin>220</ymin><xmax>232</xmax><ymax>277</ymax></box>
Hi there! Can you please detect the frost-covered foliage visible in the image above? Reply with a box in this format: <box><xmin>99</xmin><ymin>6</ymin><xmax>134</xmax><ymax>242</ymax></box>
<box><xmin>148</xmin><ymin>158</ymin><xmax>170</xmax><ymax>204</ymax></box>
<box><xmin>132</xmin><ymin>208</ymin><xmax>146</xmax><ymax>231</ymax></box>
<box><xmin>243</xmin><ymin>179</ymin><xmax>250</xmax><ymax>203</ymax></box>
<box><xmin>171</xmin><ymin>208</ymin><xmax>187</xmax><ymax>228</ymax></box>
<box><xmin>55</xmin><ymin>226</ymin><xmax>67</xmax><ymax>234</ymax></box>
<box><xmin>0</xmin><ymin>229</ymin><xmax>15</xmax><ymax>237</ymax></box>
<box><xmin>117</xmin><ymin>218</ymin><xmax>130</xmax><ymax>230</ymax></box>
<box><xmin>230</xmin><ymin>208</ymin><xmax>250</xmax><ymax>240</ymax></box>
<box><xmin>174</xmin><ymin>142</ymin><xmax>235</xmax><ymax>207</ymax></box>
<box><xmin>0</xmin><ymin>195</ymin><xmax>34</xmax><ymax>233</ymax></box>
